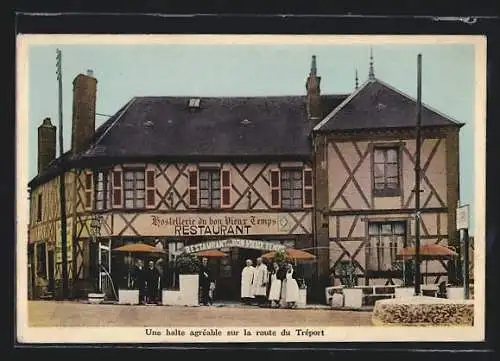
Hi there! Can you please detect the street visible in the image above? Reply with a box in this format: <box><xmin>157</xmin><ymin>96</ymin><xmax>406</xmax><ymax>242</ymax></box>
<box><xmin>27</xmin><ymin>301</ymin><xmax>374</xmax><ymax>327</ymax></box>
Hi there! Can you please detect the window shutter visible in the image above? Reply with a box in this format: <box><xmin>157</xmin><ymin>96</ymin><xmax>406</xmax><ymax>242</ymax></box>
<box><xmin>270</xmin><ymin>169</ymin><xmax>281</xmax><ymax>208</ymax></box>
<box><xmin>84</xmin><ymin>171</ymin><xmax>93</xmax><ymax>210</ymax></box>
<box><xmin>188</xmin><ymin>169</ymin><xmax>199</xmax><ymax>207</ymax></box>
<box><xmin>112</xmin><ymin>170</ymin><xmax>123</xmax><ymax>208</ymax></box>
<box><xmin>303</xmin><ymin>168</ymin><xmax>313</xmax><ymax>207</ymax></box>
<box><xmin>145</xmin><ymin>169</ymin><xmax>156</xmax><ymax>208</ymax></box>
<box><xmin>221</xmin><ymin>169</ymin><xmax>231</xmax><ymax>207</ymax></box>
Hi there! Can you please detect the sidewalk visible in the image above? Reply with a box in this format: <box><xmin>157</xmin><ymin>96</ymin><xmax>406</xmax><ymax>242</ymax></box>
<box><xmin>78</xmin><ymin>299</ymin><xmax>373</xmax><ymax>311</ymax></box>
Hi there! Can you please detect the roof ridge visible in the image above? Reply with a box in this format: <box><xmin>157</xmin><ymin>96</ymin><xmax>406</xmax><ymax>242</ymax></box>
<box><xmin>91</xmin><ymin>97</ymin><xmax>137</xmax><ymax>149</ymax></box>
<box><xmin>313</xmin><ymin>79</ymin><xmax>374</xmax><ymax>131</ymax></box>
<box><xmin>132</xmin><ymin>93</ymin><xmax>348</xmax><ymax>100</ymax></box>
<box><xmin>374</xmin><ymin>78</ymin><xmax>464</xmax><ymax>126</ymax></box>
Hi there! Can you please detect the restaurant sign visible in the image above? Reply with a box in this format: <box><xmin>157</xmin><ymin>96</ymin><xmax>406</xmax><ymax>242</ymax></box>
<box><xmin>116</xmin><ymin>212</ymin><xmax>312</xmax><ymax>237</ymax></box>
<box><xmin>183</xmin><ymin>238</ymin><xmax>287</xmax><ymax>254</ymax></box>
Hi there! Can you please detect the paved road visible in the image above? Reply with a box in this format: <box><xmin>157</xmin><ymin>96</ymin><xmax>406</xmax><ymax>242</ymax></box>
<box><xmin>27</xmin><ymin>301</ymin><xmax>373</xmax><ymax>327</ymax></box>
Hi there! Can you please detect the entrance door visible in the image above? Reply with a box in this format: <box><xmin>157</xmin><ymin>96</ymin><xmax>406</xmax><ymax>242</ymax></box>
<box><xmin>47</xmin><ymin>250</ymin><xmax>55</xmax><ymax>293</ymax></box>
<box><xmin>98</xmin><ymin>240</ymin><xmax>113</xmax><ymax>298</ymax></box>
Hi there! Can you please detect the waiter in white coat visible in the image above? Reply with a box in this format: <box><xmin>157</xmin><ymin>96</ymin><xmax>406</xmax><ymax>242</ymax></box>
<box><xmin>252</xmin><ymin>257</ymin><xmax>269</xmax><ymax>306</ymax></box>
<box><xmin>241</xmin><ymin>259</ymin><xmax>255</xmax><ymax>305</ymax></box>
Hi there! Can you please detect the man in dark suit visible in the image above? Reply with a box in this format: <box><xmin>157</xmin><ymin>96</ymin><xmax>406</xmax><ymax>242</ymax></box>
<box><xmin>199</xmin><ymin>257</ymin><xmax>212</xmax><ymax>306</ymax></box>
<box><xmin>133</xmin><ymin>259</ymin><xmax>146</xmax><ymax>304</ymax></box>
<box><xmin>145</xmin><ymin>260</ymin><xmax>161</xmax><ymax>304</ymax></box>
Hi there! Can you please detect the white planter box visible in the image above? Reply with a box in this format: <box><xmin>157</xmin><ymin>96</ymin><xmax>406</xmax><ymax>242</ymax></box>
<box><xmin>118</xmin><ymin>289</ymin><xmax>139</xmax><ymax>305</ymax></box>
<box><xmin>395</xmin><ymin>287</ymin><xmax>416</xmax><ymax>298</ymax></box>
<box><xmin>179</xmin><ymin>274</ymin><xmax>199</xmax><ymax>306</ymax></box>
<box><xmin>296</xmin><ymin>289</ymin><xmax>307</xmax><ymax>308</ymax></box>
<box><xmin>343</xmin><ymin>288</ymin><xmax>363</xmax><ymax>308</ymax></box>
<box><xmin>162</xmin><ymin>290</ymin><xmax>184</xmax><ymax>306</ymax></box>
<box><xmin>88</xmin><ymin>293</ymin><xmax>105</xmax><ymax>304</ymax></box>
<box><xmin>331</xmin><ymin>293</ymin><xmax>344</xmax><ymax>308</ymax></box>
<box><xmin>447</xmin><ymin>286</ymin><xmax>465</xmax><ymax>300</ymax></box>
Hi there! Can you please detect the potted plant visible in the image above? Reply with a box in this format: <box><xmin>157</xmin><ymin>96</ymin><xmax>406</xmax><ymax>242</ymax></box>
<box><xmin>447</xmin><ymin>258</ymin><xmax>465</xmax><ymax>299</ymax></box>
<box><xmin>175</xmin><ymin>252</ymin><xmax>201</xmax><ymax>306</ymax></box>
<box><xmin>335</xmin><ymin>260</ymin><xmax>362</xmax><ymax>308</ymax></box>
<box><xmin>393</xmin><ymin>260</ymin><xmax>416</xmax><ymax>298</ymax></box>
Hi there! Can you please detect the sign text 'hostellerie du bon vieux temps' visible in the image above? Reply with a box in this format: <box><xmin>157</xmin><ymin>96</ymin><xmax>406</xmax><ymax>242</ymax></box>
<box><xmin>147</xmin><ymin>213</ymin><xmax>300</xmax><ymax>236</ymax></box>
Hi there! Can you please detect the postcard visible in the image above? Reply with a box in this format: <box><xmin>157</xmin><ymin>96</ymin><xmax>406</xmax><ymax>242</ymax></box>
<box><xmin>16</xmin><ymin>34</ymin><xmax>486</xmax><ymax>343</ymax></box>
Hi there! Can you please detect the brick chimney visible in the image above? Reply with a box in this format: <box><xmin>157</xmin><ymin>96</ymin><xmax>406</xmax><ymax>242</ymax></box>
<box><xmin>306</xmin><ymin>55</ymin><xmax>322</xmax><ymax>121</ymax></box>
<box><xmin>37</xmin><ymin>117</ymin><xmax>56</xmax><ymax>174</ymax></box>
<box><xmin>71</xmin><ymin>70</ymin><xmax>97</xmax><ymax>154</ymax></box>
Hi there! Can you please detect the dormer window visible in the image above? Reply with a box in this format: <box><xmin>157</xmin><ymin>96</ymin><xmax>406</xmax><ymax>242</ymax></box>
<box><xmin>188</xmin><ymin>98</ymin><xmax>201</xmax><ymax>108</ymax></box>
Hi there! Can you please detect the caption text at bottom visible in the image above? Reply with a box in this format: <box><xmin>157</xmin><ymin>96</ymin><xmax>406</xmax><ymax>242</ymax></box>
<box><xmin>145</xmin><ymin>328</ymin><xmax>326</xmax><ymax>338</ymax></box>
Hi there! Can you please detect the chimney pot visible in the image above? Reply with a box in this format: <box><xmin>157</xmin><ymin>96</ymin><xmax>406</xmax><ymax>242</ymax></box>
<box><xmin>38</xmin><ymin>117</ymin><xmax>56</xmax><ymax>174</ymax></box>
<box><xmin>71</xmin><ymin>73</ymin><xmax>98</xmax><ymax>154</ymax></box>
<box><xmin>86</xmin><ymin>69</ymin><xmax>94</xmax><ymax>77</ymax></box>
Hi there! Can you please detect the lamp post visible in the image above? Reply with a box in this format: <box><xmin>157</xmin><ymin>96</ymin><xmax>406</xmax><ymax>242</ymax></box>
<box><xmin>89</xmin><ymin>215</ymin><xmax>102</xmax><ymax>292</ymax></box>
<box><xmin>414</xmin><ymin>53</ymin><xmax>423</xmax><ymax>296</ymax></box>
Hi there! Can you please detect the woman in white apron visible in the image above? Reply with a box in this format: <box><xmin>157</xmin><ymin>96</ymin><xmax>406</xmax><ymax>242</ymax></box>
<box><xmin>285</xmin><ymin>263</ymin><xmax>299</xmax><ymax>308</ymax></box>
<box><xmin>268</xmin><ymin>262</ymin><xmax>282</xmax><ymax>308</ymax></box>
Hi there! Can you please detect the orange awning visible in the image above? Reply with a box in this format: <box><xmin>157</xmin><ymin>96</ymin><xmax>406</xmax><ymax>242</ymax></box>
<box><xmin>194</xmin><ymin>249</ymin><xmax>228</xmax><ymax>258</ymax></box>
<box><xmin>397</xmin><ymin>244</ymin><xmax>458</xmax><ymax>260</ymax></box>
<box><xmin>261</xmin><ymin>248</ymin><xmax>316</xmax><ymax>261</ymax></box>
<box><xmin>112</xmin><ymin>243</ymin><xmax>166</xmax><ymax>254</ymax></box>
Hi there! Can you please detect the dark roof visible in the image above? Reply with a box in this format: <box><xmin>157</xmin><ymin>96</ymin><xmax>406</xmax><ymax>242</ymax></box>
<box><xmin>29</xmin><ymin>94</ymin><xmax>348</xmax><ymax>188</ymax></box>
<box><xmin>81</xmin><ymin>94</ymin><xmax>347</xmax><ymax>159</ymax></box>
<box><xmin>314</xmin><ymin>78</ymin><xmax>464</xmax><ymax>132</ymax></box>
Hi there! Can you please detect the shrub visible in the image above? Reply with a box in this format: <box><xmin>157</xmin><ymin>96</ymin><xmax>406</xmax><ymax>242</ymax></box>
<box><xmin>175</xmin><ymin>252</ymin><xmax>201</xmax><ymax>275</ymax></box>
<box><xmin>334</xmin><ymin>260</ymin><xmax>358</xmax><ymax>288</ymax></box>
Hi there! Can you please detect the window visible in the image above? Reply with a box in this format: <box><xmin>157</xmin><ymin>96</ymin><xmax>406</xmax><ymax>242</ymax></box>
<box><xmin>84</xmin><ymin>172</ymin><xmax>93</xmax><ymax>209</ymax></box>
<box><xmin>270</xmin><ymin>167</ymin><xmax>312</xmax><ymax>209</ymax></box>
<box><xmin>94</xmin><ymin>171</ymin><xmax>112</xmax><ymax>210</ymax></box>
<box><xmin>280</xmin><ymin>169</ymin><xmax>303</xmax><ymax>209</ymax></box>
<box><xmin>199</xmin><ymin>169</ymin><xmax>221</xmax><ymax>208</ymax></box>
<box><xmin>373</xmin><ymin>146</ymin><xmax>400</xmax><ymax>196</ymax></box>
<box><xmin>123</xmin><ymin>170</ymin><xmax>145</xmax><ymax>209</ymax></box>
<box><xmin>112</xmin><ymin>170</ymin><xmax>123</xmax><ymax>208</ymax></box>
<box><xmin>366</xmin><ymin>222</ymin><xmax>406</xmax><ymax>272</ymax></box>
<box><xmin>37</xmin><ymin>194</ymin><xmax>42</xmax><ymax>222</ymax></box>
<box><xmin>36</xmin><ymin>242</ymin><xmax>46</xmax><ymax>276</ymax></box>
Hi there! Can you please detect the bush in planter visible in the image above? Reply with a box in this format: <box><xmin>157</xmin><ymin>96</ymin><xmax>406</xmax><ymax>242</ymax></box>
<box><xmin>273</xmin><ymin>249</ymin><xmax>290</xmax><ymax>264</ymax></box>
<box><xmin>175</xmin><ymin>252</ymin><xmax>201</xmax><ymax>275</ymax></box>
<box><xmin>392</xmin><ymin>260</ymin><xmax>416</xmax><ymax>286</ymax></box>
<box><xmin>334</xmin><ymin>260</ymin><xmax>358</xmax><ymax>287</ymax></box>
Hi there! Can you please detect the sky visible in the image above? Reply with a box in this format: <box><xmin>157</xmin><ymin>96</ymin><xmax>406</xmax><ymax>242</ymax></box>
<box><xmin>24</xmin><ymin>37</ymin><xmax>477</xmax><ymax>234</ymax></box>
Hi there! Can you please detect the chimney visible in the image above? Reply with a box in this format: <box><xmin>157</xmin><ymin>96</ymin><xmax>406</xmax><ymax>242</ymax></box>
<box><xmin>306</xmin><ymin>55</ymin><xmax>322</xmax><ymax>121</ymax></box>
<box><xmin>38</xmin><ymin>117</ymin><xmax>57</xmax><ymax>174</ymax></box>
<box><xmin>71</xmin><ymin>70</ymin><xmax>97</xmax><ymax>154</ymax></box>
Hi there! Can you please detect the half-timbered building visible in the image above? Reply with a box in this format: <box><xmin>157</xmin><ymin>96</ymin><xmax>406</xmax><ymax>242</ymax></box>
<box><xmin>312</xmin><ymin>60</ymin><xmax>464</xmax><ymax>288</ymax></box>
<box><xmin>27</xmin><ymin>53</ymin><xmax>464</xmax><ymax>301</ymax></box>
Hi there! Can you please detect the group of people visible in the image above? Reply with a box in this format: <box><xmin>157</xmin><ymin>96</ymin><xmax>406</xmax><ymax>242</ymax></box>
<box><xmin>131</xmin><ymin>259</ymin><xmax>162</xmax><ymax>304</ymax></box>
<box><xmin>241</xmin><ymin>257</ymin><xmax>301</xmax><ymax>308</ymax></box>
<box><xmin>129</xmin><ymin>256</ymin><xmax>301</xmax><ymax>308</ymax></box>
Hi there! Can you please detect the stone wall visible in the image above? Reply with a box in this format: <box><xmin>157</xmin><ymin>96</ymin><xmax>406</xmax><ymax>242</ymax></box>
<box><xmin>372</xmin><ymin>296</ymin><xmax>474</xmax><ymax>326</ymax></box>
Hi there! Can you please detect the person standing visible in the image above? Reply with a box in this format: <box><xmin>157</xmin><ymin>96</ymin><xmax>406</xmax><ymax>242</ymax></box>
<box><xmin>145</xmin><ymin>260</ymin><xmax>160</xmax><ymax>304</ymax></box>
<box><xmin>240</xmin><ymin>259</ymin><xmax>255</xmax><ymax>304</ymax></box>
<box><xmin>268</xmin><ymin>262</ymin><xmax>282</xmax><ymax>308</ymax></box>
<box><xmin>277</xmin><ymin>262</ymin><xmax>288</xmax><ymax>308</ymax></box>
<box><xmin>285</xmin><ymin>263</ymin><xmax>300</xmax><ymax>308</ymax></box>
<box><xmin>199</xmin><ymin>257</ymin><xmax>212</xmax><ymax>306</ymax></box>
<box><xmin>133</xmin><ymin>259</ymin><xmax>146</xmax><ymax>304</ymax></box>
<box><xmin>253</xmin><ymin>257</ymin><xmax>269</xmax><ymax>306</ymax></box>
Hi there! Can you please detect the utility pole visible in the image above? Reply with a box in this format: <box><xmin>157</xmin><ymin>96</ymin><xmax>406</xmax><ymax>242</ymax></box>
<box><xmin>414</xmin><ymin>54</ymin><xmax>423</xmax><ymax>296</ymax></box>
<box><xmin>56</xmin><ymin>49</ymin><xmax>69</xmax><ymax>299</ymax></box>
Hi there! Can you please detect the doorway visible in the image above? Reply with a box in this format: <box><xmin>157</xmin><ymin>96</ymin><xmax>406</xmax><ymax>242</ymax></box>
<box><xmin>47</xmin><ymin>250</ymin><xmax>55</xmax><ymax>293</ymax></box>
<box><xmin>98</xmin><ymin>240</ymin><xmax>114</xmax><ymax>298</ymax></box>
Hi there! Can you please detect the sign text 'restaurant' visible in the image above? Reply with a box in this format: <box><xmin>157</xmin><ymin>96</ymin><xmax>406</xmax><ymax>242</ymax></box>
<box><xmin>151</xmin><ymin>214</ymin><xmax>281</xmax><ymax>236</ymax></box>
<box><xmin>183</xmin><ymin>239</ymin><xmax>286</xmax><ymax>254</ymax></box>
